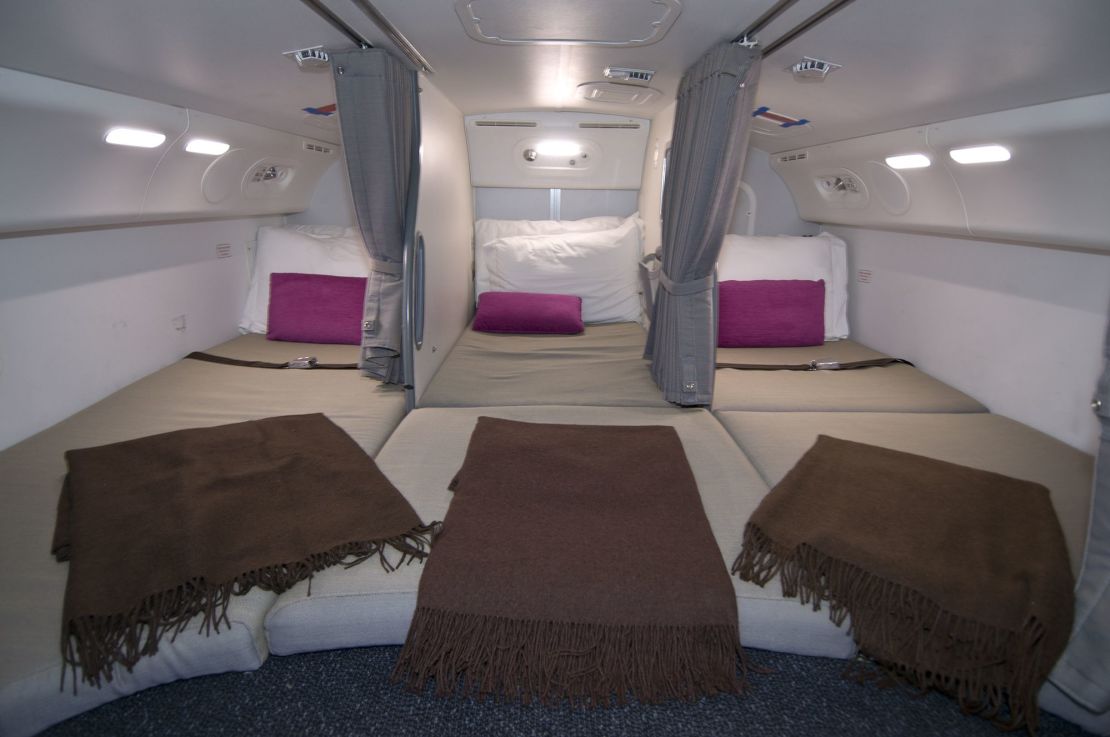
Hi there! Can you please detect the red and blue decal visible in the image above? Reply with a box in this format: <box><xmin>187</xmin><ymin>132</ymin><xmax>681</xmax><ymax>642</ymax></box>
<box><xmin>752</xmin><ymin>106</ymin><xmax>809</xmax><ymax>128</ymax></box>
<box><xmin>303</xmin><ymin>103</ymin><xmax>337</xmax><ymax>117</ymax></box>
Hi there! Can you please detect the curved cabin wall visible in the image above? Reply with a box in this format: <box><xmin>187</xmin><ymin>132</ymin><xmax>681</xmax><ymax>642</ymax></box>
<box><xmin>0</xmin><ymin>68</ymin><xmax>337</xmax><ymax>234</ymax></box>
<box><xmin>766</xmin><ymin>93</ymin><xmax>1110</xmax><ymax>454</ymax></box>
<box><xmin>0</xmin><ymin>67</ymin><xmax>340</xmax><ymax>450</ymax></box>
<box><xmin>771</xmin><ymin>93</ymin><xmax>1110</xmax><ymax>251</ymax></box>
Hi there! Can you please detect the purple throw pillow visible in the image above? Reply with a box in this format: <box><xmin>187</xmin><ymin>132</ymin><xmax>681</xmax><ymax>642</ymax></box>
<box><xmin>267</xmin><ymin>273</ymin><xmax>366</xmax><ymax>344</ymax></box>
<box><xmin>718</xmin><ymin>279</ymin><xmax>825</xmax><ymax>347</ymax></box>
<box><xmin>473</xmin><ymin>292</ymin><xmax>584</xmax><ymax>335</ymax></box>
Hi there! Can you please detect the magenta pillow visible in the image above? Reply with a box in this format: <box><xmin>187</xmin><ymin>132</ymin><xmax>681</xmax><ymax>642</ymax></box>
<box><xmin>267</xmin><ymin>273</ymin><xmax>366</xmax><ymax>344</ymax></box>
<box><xmin>718</xmin><ymin>279</ymin><xmax>825</xmax><ymax>347</ymax></box>
<box><xmin>473</xmin><ymin>292</ymin><xmax>584</xmax><ymax>335</ymax></box>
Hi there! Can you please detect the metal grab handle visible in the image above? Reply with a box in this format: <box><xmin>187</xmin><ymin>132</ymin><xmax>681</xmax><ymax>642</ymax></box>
<box><xmin>414</xmin><ymin>232</ymin><xmax>425</xmax><ymax>350</ymax></box>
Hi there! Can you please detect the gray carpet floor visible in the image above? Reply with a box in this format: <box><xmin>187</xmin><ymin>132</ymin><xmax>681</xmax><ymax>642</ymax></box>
<box><xmin>41</xmin><ymin>646</ymin><xmax>1089</xmax><ymax>736</ymax></box>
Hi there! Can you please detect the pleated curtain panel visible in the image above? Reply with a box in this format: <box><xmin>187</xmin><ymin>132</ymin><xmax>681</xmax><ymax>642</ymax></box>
<box><xmin>332</xmin><ymin>49</ymin><xmax>420</xmax><ymax>384</ymax></box>
<box><xmin>1050</xmin><ymin>309</ymin><xmax>1110</xmax><ymax>715</ymax></box>
<box><xmin>645</xmin><ymin>43</ymin><xmax>761</xmax><ymax>405</ymax></box>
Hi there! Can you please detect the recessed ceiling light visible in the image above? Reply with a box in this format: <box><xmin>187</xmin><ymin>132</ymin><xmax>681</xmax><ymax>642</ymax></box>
<box><xmin>105</xmin><ymin>127</ymin><xmax>166</xmax><ymax>148</ymax></box>
<box><xmin>185</xmin><ymin>138</ymin><xmax>231</xmax><ymax>156</ymax></box>
<box><xmin>949</xmin><ymin>145</ymin><xmax>1011</xmax><ymax>164</ymax></box>
<box><xmin>535</xmin><ymin>139</ymin><xmax>582</xmax><ymax>157</ymax></box>
<box><xmin>884</xmin><ymin>153</ymin><xmax>931</xmax><ymax>170</ymax></box>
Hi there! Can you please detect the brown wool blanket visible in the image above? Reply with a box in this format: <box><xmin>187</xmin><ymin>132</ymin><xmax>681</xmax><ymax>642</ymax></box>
<box><xmin>732</xmin><ymin>435</ymin><xmax>1074</xmax><ymax>734</ymax></box>
<box><xmin>393</xmin><ymin>417</ymin><xmax>745</xmax><ymax>705</ymax></box>
<box><xmin>54</xmin><ymin>412</ymin><xmax>437</xmax><ymax>686</ymax></box>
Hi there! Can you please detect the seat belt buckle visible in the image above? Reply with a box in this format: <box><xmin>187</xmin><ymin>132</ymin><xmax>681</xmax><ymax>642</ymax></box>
<box><xmin>288</xmin><ymin>356</ymin><xmax>318</xmax><ymax>369</ymax></box>
<box><xmin>811</xmin><ymin>359</ymin><xmax>840</xmax><ymax>371</ymax></box>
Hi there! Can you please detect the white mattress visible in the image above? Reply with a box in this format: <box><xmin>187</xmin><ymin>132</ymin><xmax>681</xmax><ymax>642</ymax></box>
<box><xmin>0</xmin><ymin>334</ymin><xmax>406</xmax><ymax>737</ymax></box>
<box><xmin>265</xmin><ymin>405</ymin><xmax>856</xmax><ymax>661</ymax></box>
<box><xmin>713</xmin><ymin>340</ymin><xmax>986</xmax><ymax>413</ymax></box>
<box><xmin>418</xmin><ymin>322</ymin><xmax>670</xmax><ymax>409</ymax></box>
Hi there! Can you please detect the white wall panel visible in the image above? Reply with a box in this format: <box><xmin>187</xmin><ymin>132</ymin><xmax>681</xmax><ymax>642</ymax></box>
<box><xmin>638</xmin><ymin>101</ymin><xmax>675</xmax><ymax>253</ymax></box>
<box><xmin>466</xmin><ymin>112</ymin><xmax>649</xmax><ymax>189</ymax></box>
<box><xmin>560</xmin><ymin>189</ymin><xmax>639</xmax><ymax>221</ymax></box>
<box><xmin>285</xmin><ymin>158</ymin><xmax>358</xmax><ymax>227</ymax></box>
<box><xmin>833</xmin><ymin>225</ymin><xmax>1110</xmax><ymax>454</ymax></box>
<box><xmin>474</xmin><ymin>188</ymin><xmax>551</xmax><ymax>220</ymax></box>
<box><xmin>773</xmin><ymin>94</ymin><xmax>1110</xmax><ymax>251</ymax></box>
<box><xmin>413</xmin><ymin>79</ymin><xmax>475</xmax><ymax>402</ymax></box>
<box><xmin>0</xmin><ymin>68</ymin><xmax>337</xmax><ymax>235</ymax></box>
<box><xmin>732</xmin><ymin>147</ymin><xmax>819</xmax><ymax>238</ymax></box>
<box><xmin>0</xmin><ymin>216</ymin><xmax>280</xmax><ymax>451</ymax></box>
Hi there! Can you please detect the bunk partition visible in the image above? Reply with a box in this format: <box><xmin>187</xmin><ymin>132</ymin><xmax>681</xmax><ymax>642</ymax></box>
<box><xmin>332</xmin><ymin>49</ymin><xmax>420</xmax><ymax>391</ymax></box>
<box><xmin>645</xmin><ymin>43</ymin><xmax>761</xmax><ymax>405</ymax></box>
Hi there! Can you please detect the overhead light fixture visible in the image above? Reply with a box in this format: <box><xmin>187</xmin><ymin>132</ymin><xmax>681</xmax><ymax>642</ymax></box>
<box><xmin>535</xmin><ymin>139</ymin><xmax>582</xmax><ymax>157</ymax></box>
<box><xmin>949</xmin><ymin>144</ymin><xmax>1011</xmax><ymax>164</ymax></box>
<box><xmin>884</xmin><ymin>153</ymin><xmax>931</xmax><ymax>170</ymax></box>
<box><xmin>789</xmin><ymin>57</ymin><xmax>842</xmax><ymax>82</ymax></box>
<box><xmin>185</xmin><ymin>138</ymin><xmax>231</xmax><ymax>156</ymax></box>
<box><xmin>105</xmin><ymin>127</ymin><xmax>166</xmax><ymax>148</ymax></box>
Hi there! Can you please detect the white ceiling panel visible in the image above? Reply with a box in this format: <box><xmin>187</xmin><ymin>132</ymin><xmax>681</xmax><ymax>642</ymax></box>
<box><xmin>0</xmin><ymin>0</ymin><xmax>1107</xmax><ymax>153</ymax></box>
<box><xmin>454</xmin><ymin>0</ymin><xmax>682</xmax><ymax>46</ymax></box>
<box><xmin>750</xmin><ymin>0</ymin><xmax>1110</xmax><ymax>151</ymax></box>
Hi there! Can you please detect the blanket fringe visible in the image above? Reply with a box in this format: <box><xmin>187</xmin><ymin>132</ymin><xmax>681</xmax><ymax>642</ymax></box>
<box><xmin>392</xmin><ymin>606</ymin><xmax>747</xmax><ymax>707</ymax></box>
<box><xmin>732</xmin><ymin>523</ymin><xmax>1049</xmax><ymax>734</ymax></box>
<box><xmin>63</xmin><ymin>522</ymin><xmax>440</xmax><ymax>689</ymax></box>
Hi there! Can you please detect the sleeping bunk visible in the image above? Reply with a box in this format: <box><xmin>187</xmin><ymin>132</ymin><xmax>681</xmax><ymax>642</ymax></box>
<box><xmin>421</xmin><ymin>213</ymin><xmax>669</xmax><ymax>408</ymax></box>
<box><xmin>0</xmin><ymin>227</ymin><xmax>407</xmax><ymax>736</ymax></box>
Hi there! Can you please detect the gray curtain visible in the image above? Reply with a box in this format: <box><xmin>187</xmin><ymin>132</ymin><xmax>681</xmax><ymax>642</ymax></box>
<box><xmin>645</xmin><ymin>43</ymin><xmax>761</xmax><ymax>405</ymax></box>
<box><xmin>332</xmin><ymin>49</ymin><xmax>420</xmax><ymax>384</ymax></box>
<box><xmin>1049</xmin><ymin>310</ymin><xmax>1110</xmax><ymax>714</ymax></box>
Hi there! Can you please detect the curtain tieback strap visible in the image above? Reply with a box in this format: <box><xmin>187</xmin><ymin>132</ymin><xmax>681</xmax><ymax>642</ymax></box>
<box><xmin>658</xmin><ymin>270</ymin><xmax>714</xmax><ymax>297</ymax></box>
<box><xmin>370</xmin><ymin>258</ymin><xmax>403</xmax><ymax>278</ymax></box>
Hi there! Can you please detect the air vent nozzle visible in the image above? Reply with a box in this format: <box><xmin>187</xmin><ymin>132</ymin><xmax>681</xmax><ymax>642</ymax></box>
<box><xmin>778</xmin><ymin>151</ymin><xmax>809</xmax><ymax>163</ymax></box>
<box><xmin>578</xmin><ymin>122</ymin><xmax>642</xmax><ymax>129</ymax></box>
<box><xmin>303</xmin><ymin>141</ymin><xmax>334</xmax><ymax>154</ymax></box>
<box><xmin>474</xmin><ymin>120</ymin><xmax>538</xmax><ymax>127</ymax></box>
<box><xmin>604</xmin><ymin>66</ymin><xmax>655</xmax><ymax>83</ymax></box>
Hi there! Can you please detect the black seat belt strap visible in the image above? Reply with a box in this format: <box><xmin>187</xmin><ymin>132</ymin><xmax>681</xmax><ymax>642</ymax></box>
<box><xmin>185</xmin><ymin>352</ymin><xmax>360</xmax><ymax>370</ymax></box>
<box><xmin>716</xmin><ymin>357</ymin><xmax>914</xmax><ymax>371</ymax></box>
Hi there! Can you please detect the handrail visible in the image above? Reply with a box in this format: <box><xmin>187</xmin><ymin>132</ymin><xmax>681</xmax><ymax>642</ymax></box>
<box><xmin>400</xmin><ymin>78</ymin><xmax>423</xmax><ymax>413</ymax></box>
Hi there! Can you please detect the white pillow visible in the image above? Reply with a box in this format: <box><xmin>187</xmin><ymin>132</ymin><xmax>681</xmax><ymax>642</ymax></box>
<box><xmin>474</xmin><ymin>214</ymin><xmax>634</xmax><ymax>300</ymax></box>
<box><xmin>717</xmin><ymin>232</ymin><xmax>849</xmax><ymax>340</ymax></box>
<box><xmin>480</xmin><ymin>217</ymin><xmax>642</xmax><ymax>324</ymax></box>
<box><xmin>239</xmin><ymin>225</ymin><xmax>370</xmax><ymax>334</ymax></box>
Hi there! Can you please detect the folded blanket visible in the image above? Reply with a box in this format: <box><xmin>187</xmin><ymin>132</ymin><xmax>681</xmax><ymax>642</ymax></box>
<box><xmin>393</xmin><ymin>417</ymin><xmax>745</xmax><ymax>705</ymax></box>
<box><xmin>732</xmin><ymin>435</ymin><xmax>1074</xmax><ymax>733</ymax></box>
<box><xmin>54</xmin><ymin>412</ymin><xmax>437</xmax><ymax>686</ymax></box>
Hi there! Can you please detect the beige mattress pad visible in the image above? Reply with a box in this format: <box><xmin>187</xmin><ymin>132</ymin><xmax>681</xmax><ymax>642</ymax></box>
<box><xmin>265</xmin><ymin>405</ymin><xmax>855</xmax><ymax>661</ymax></box>
<box><xmin>419</xmin><ymin>322</ymin><xmax>670</xmax><ymax>409</ymax></box>
<box><xmin>714</xmin><ymin>340</ymin><xmax>986</xmax><ymax>413</ymax></box>
<box><xmin>714</xmin><ymin>410</ymin><xmax>1093</xmax><ymax>578</ymax></box>
<box><xmin>0</xmin><ymin>334</ymin><xmax>405</xmax><ymax>737</ymax></box>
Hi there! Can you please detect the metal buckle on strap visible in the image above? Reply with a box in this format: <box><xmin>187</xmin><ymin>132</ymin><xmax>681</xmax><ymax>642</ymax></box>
<box><xmin>809</xmin><ymin>359</ymin><xmax>840</xmax><ymax>371</ymax></box>
<box><xmin>287</xmin><ymin>356</ymin><xmax>318</xmax><ymax>369</ymax></box>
